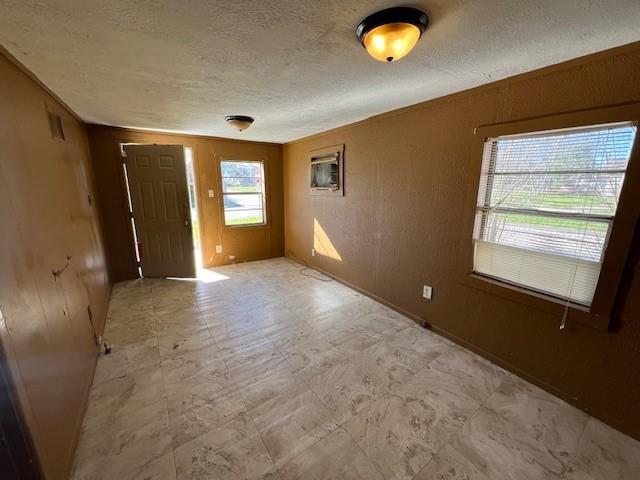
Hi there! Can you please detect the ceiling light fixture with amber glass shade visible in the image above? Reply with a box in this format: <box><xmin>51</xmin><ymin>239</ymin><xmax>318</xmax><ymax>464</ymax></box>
<box><xmin>356</xmin><ymin>7</ymin><xmax>429</xmax><ymax>62</ymax></box>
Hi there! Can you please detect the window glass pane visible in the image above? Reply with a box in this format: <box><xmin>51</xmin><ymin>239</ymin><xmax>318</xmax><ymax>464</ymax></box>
<box><xmin>222</xmin><ymin>176</ymin><xmax>262</xmax><ymax>193</ymax></box>
<box><xmin>492</xmin><ymin>126</ymin><xmax>636</xmax><ymax>173</ymax></box>
<box><xmin>221</xmin><ymin>161</ymin><xmax>262</xmax><ymax>178</ymax></box>
<box><xmin>223</xmin><ymin>193</ymin><xmax>262</xmax><ymax>210</ymax></box>
<box><xmin>480</xmin><ymin>211</ymin><xmax>609</xmax><ymax>262</ymax></box>
<box><xmin>224</xmin><ymin>208</ymin><xmax>264</xmax><ymax>226</ymax></box>
<box><xmin>221</xmin><ymin>161</ymin><xmax>264</xmax><ymax>194</ymax></box>
<box><xmin>487</xmin><ymin>172</ymin><xmax>625</xmax><ymax>216</ymax></box>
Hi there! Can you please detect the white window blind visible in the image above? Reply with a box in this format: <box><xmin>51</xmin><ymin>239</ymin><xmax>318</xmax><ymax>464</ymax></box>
<box><xmin>473</xmin><ymin>122</ymin><xmax>637</xmax><ymax>306</ymax></box>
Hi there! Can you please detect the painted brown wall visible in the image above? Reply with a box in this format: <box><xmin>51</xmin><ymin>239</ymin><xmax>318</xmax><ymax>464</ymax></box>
<box><xmin>0</xmin><ymin>50</ymin><xmax>110</xmax><ymax>479</ymax></box>
<box><xmin>86</xmin><ymin>126</ymin><xmax>284</xmax><ymax>282</ymax></box>
<box><xmin>284</xmin><ymin>44</ymin><xmax>640</xmax><ymax>440</ymax></box>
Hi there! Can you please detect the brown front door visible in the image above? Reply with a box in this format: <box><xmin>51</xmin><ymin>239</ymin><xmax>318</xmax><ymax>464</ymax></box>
<box><xmin>124</xmin><ymin>144</ymin><xmax>196</xmax><ymax>278</ymax></box>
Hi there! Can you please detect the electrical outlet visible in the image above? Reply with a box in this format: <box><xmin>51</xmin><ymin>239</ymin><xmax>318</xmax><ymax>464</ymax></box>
<box><xmin>311</xmin><ymin>248</ymin><xmax>316</xmax><ymax>257</ymax></box>
<box><xmin>216</xmin><ymin>245</ymin><xmax>222</xmax><ymax>254</ymax></box>
<box><xmin>208</xmin><ymin>189</ymin><xmax>215</xmax><ymax>198</ymax></box>
<box><xmin>422</xmin><ymin>285</ymin><xmax>433</xmax><ymax>300</ymax></box>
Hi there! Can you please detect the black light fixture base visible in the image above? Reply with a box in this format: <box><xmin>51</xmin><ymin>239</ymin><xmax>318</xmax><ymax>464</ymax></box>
<box><xmin>356</xmin><ymin>7</ymin><xmax>429</xmax><ymax>43</ymax></box>
<box><xmin>225</xmin><ymin>115</ymin><xmax>255</xmax><ymax>131</ymax></box>
<box><xmin>225</xmin><ymin>115</ymin><xmax>254</xmax><ymax>124</ymax></box>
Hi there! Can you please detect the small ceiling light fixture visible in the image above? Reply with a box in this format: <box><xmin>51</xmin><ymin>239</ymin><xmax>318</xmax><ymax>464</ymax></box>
<box><xmin>225</xmin><ymin>115</ymin><xmax>254</xmax><ymax>131</ymax></box>
<box><xmin>356</xmin><ymin>7</ymin><xmax>429</xmax><ymax>62</ymax></box>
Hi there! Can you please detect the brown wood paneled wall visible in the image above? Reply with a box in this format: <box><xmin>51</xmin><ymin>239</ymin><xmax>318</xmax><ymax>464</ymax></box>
<box><xmin>0</xmin><ymin>50</ymin><xmax>110</xmax><ymax>479</ymax></box>
<box><xmin>86</xmin><ymin>126</ymin><xmax>284</xmax><ymax>282</ymax></box>
<box><xmin>283</xmin><ymin>43</ymin><xmax>640</xmax><ymax>440</ymax></box>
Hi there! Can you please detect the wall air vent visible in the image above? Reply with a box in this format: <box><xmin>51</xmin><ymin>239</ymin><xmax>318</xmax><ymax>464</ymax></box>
<box><xmin>47</xmin><ymin>109</ymin><xmax>65</xmax><ymax>141</ymax></box>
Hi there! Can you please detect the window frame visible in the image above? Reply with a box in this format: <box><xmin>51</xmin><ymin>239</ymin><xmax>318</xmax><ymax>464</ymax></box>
<box><xmin>219</xmin><ymin>158</ymin><xmax>268</xmax><ymax>228</ymax></box>
<box><xmin>457</xmin><ymin>103</ymin><xmax>640</xmax><ymax>330</ymax></box>
<box><xmin>473</xmin><ymin>121</ymin><xmax>634</xmax><ymax>307</ymax></box>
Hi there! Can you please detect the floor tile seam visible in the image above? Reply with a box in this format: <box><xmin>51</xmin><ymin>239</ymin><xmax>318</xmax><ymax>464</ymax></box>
<box><xmin>352</xmin><ymin>347</ymin><xmax>499</xmax><ymax>478</ymax></box>
<box><xmin>221</xmin><ymin>344</ymin><xmax>290</xmax><ymax>376</ymax></box>
<box><xmin>169</xmin><ymin>444</ymin><xmax>179</xmax><ymax>480</ymax></box>
<box><xmin>83</xmin><ymin>367</ymin><xmax>164</xmax><ymax>426</ymax></box>
<box><xmin>301</xmin><ymin>364</ymin><xmax>384</xmax><ymax>430</ymax></box>
<box><xmin>103</xmin><ymin>306</ymin><xmax>155</xmax><ymax>330</ymax></box>
<box><xmin>85</xmin><ymin>395</ymin><xmax>173</xmax><ymax>480</ymax></box>
<box><xmin>229</xmin><ymin>372</ymin><xmax>281</xmax><ymax>475</ymax></box>
<box><xmin>338</xmin><ymin>423</ymin><xmax>391</xmax><ymax>480</ymax></box>
<box><xmin>251</xmin><ymin>401</ymin><xmax>338</xmax><ymax>445</ymax></box>
<box><xmin>167</xmin><ymin>369</ymin><xmax>251</xmax><ymax>453</ymax></box>
<box><xmin>101</xmin><ymin>333</ymin><xmax>158</xmax><ymax>350</ymax></box>
<box><xmin>91</xmin><ymin>339</ymin><xmax>162</xmax><ymax>387</ymax></box>
<box><xmin>341</xmin><ymin>388</ymin><xmax>394</xmax><ymax>428</ymax></box>
<box><xmin>429</xmin><ymin>374</ymin><xmax>516</xmax><ymax>479</ymax></box>
<box><xmin>103</xmin><ymin>320</ymin><xmax>157</xmax><ymax>338</ymax></box>
<box><xmin>91</xmin><ymin>358</ymin><xmax>158</xmax><ymax>387</ymax></box>
<box><xmin>156</xmin><ymin>296</ymin><xmax>218</xmax><ymax>360</ymax></box>
<box><xmin>417</xmin><ymin>342</ymin><xmax>456</xmax><ymax>370</ymax></box>
<box><xmin>409</xmin><ymin>454</ymin><xmax>437</xmax><ymax>480</ymax></box>
<box><xmin>299</xmin><ymin>372</ymin><xmax>341</xmax><ymax>425</ymax></box>
<box><xmin>284</xmin><ymin>334</ymin><xmax>346</xmax><ymax>357</ymax></box>
<box><xmin>198</xmin><ymin>316</ymin><xmax>222</xmax><ymax>351</ymax></box>
<box><xmin>158</xmin><ymin>328</ymin><xmax>198</xmax><ymax>398</ymax></box>
<box><xmin>414</xmin><ymin>405</ymin><xmax>486</xmax><ymax>480</ymax></box>
<box><xmin>189</xmin><ymin>354</ymin><xmax>238</xmax><ymax>391</ymax></box>
<box><xmin>231</xmin><ymin>361</ymin><xmax>312</xmax><ymax>407</ymax></box>
<box><xmin>357</xmin><ymin>340</ymin><xmax>451</xmax><ymax>391</ymax></box>
<box><xmin>271</xmin><ymin>424</ymin><xmax>349</xmax><ymax>477</ymax></box>
<box><xmin>571</xmin><ymin>415</ymin><xmax>593</xmax><ymax>455</ymax></box>
<box><xmin>273</xmin><ymin>341</ymin><xmax>329</xmax><ymax>381</ymax></box>
<box><xmin>103</xmin><ymin>314</ymin><xmax>156</xmax><ymax>329</ymax></box>
<box><xmin>81</xmin><ymin>390</ymin><xmax>168</xmax><ymax>436</ymax></box>
<box><xmin>481</xmin><ymin>375</ymin><xmax>592</xmax><ymax>456</ymax></box>
<box><xmin>221</xmin><ymin>351</ymin><xmax>266</xmax><ymax>410</ymax></box>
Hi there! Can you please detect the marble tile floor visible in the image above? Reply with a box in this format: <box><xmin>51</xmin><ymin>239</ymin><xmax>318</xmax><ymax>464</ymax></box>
<box><xmin>71</xmin><ymin>257</ymin><xmax>640</xmax><ymax>480</ymax></box>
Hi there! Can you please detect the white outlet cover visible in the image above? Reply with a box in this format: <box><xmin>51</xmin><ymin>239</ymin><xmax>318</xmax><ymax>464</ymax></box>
<box><xmin>208</xmin><ymin>189</ymin><xmax>215</xmax><ymax>197</ymax></box>
<box><xmin>423</xmin><ymin>285</ymin><xmax>433</xmax><ymax>300</ymax></box>
<box><xmin>216</xmin><ymin>245</ymin><xmax>222</xmax><ymax>253</ymax></box>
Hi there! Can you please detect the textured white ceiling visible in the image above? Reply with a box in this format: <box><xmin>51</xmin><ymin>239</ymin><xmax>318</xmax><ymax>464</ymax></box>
<box><xmin>1</xmin><ymin>1</ymin><xmax>640</xmax><ymax>143</ymax></box>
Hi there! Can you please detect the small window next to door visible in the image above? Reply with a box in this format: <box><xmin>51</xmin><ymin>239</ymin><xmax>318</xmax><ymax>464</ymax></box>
<box><xmin>220</xmin><ymin>160</ymin><xmax>266</xmax><ymax>226</ymax></box>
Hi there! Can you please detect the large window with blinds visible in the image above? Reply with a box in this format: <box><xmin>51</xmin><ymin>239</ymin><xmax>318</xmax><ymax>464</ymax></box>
<box><xmin>473</xmin><ymin>122</ymin><xmax>637</xmax><ymax>306</ymax></box>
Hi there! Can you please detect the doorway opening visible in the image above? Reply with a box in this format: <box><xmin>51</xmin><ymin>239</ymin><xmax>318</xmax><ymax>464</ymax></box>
<box><xmin>184</xmin><ymin>147</ymin><xmax>202</xmax><ymax>270</ymax></box>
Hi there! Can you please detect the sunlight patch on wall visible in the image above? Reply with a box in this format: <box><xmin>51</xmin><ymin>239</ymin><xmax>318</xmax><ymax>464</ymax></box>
<box><xmin>314</xmin><ymin>218</ymin><xmax>342</xmax><ymax>261</ymax></box>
